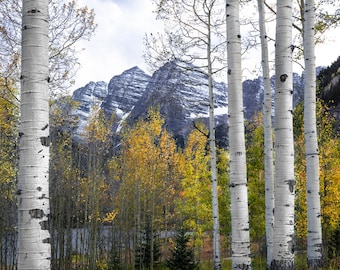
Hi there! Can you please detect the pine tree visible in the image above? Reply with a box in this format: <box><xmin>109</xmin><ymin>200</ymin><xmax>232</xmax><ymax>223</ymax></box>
<box><xmin>166</xmin><ymin>229</ymin><xmax>199</xmax><ymax>270</ymax></box>
<box><xmin>135</xmin><ymin>221</ymin><xmax>161</xmax><ymax>269</ymax></box>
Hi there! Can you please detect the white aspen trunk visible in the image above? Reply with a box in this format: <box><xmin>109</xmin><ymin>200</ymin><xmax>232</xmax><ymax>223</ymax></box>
<box><xmin>257</xmin><ymin>0</ymin><xmax>275</xmax><ymax>267</ymax></box>
<box><xmin>18</xmin><ymin>0</ymin><xmax>51</xmax><ymax>269</ymax></box>
<box><xmin>207</xmin><ymin>22</ymin><xmax>222</xmax><ymax>269</ymax></box>
<box><xmin>303</xmin><ymin>0</ymin><xmax>323</xmax><ymax>268</ymax></box>
<box><xmin>226</xmin><ymin>1</ymin><xmax>252</xmax><ymax>269</ymax></box>
<box><xmin>272</xmin><ymin>1</ymin><xmax>295</xmax><ymax>269</ymax></box>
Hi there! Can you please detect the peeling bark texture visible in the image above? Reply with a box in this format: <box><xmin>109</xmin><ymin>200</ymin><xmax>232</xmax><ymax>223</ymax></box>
<box><xmin>226</xmin><ymin>0</ymin><xmax>252</xmax><ymax>269</ymax></box>
<box><xmin>303</xmin><ymin>0</ymin><xmax>323</xmax><ymax>267</ymax></box>
<box><xmin>272</xmin><ymin>0</ymin><xmax>295</xmax><ymax>269</ymax></box>
<box><xmin>18</xmin><ymin>0</ymin><xmax>51</xmax><ymax>269</ymax></box>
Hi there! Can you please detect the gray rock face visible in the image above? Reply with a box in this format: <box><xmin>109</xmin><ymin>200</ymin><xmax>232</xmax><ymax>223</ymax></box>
<box><xmin>241</xmin><ymin>73</ymin><xmax>304</xmax><ymax>120</ymax></box>
<box><xmin>129</xmin><ymin>61</ymin><xmax>228</xmax><ymax>139</ymax></box>
<box><xmin>102</xmin><ymin>66</ymin><xmax>151</xmax><ymax>117</ymax></box>
<box><xmin>69</xmin><ymin>60</ymin><xmax>306</xmax><ymax>143</ymax></box>
<box><xmin>71</xmin><ymin>81</ymin><xmax>108</xmax><ymax>138</ymax></box>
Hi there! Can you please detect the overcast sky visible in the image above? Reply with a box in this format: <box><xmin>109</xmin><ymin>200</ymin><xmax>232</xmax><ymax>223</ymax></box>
<box><xmin>74</xmin><ymin>0</ymin><xmax>163</xmax><ymax>90</ymax></box>
<box><xmin>73</xmin><ymin>0</ymin><xmax>340</xmax><ymax>91</ymax></box>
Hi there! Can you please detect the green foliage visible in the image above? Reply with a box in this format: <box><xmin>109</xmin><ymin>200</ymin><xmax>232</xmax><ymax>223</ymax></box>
<box><xmin>246</xmin><ymin>114</ymin><xmax>266</xmax><ymax>242</ymax></box>
<box><xmin>135</xmin><ymin>221</ymin><xmax>161</xmax><ymax>269</ymax></box>
<box><xmin>216</xmin><ymin>148</ymin><xmax>231</xmax><ymax>237</ymax></box>
<box><xmin>166</xmin><ymin>228</ymin><xmax>199</xmax><ymax>270</ymax></box>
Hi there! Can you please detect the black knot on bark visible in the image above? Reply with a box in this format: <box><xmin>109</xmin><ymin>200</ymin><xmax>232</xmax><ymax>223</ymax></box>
<box><xmin>286</xmin><ymin>179</ymin><xmax>296</xmax><ymax>193</ymax></box>
<box><xmin>280</xmin><ymin>74</ymin><xmax>288</xmax><ymax>82</ymax></box>
<box><xmin>39</xmin><ymin>220</ymin><xmax>49</xmax><ymax>230</ymax></box>
<box><xmin>28</xmin><ymin>8</ymin><xmax>40</xmax><ymax>13</ymax></box>
<box><xmin>29</xmin><ymin>209</ymin><xmax>45</xmax><ymax>219</ymax></box>
<box><xmin>40</xmin><ymin>136</ymin><xmax>50</xmax><ymax>146</ymax></box>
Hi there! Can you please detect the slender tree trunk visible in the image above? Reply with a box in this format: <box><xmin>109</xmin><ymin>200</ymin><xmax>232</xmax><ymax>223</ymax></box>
<box><xmin>207</xmin><ymin>10</ymin><xmax>222</xmax><ymax>270</ymax></box>
<box><xmin>226</xmin><ymin>1</ymin><xmax>252</xmax><ymax>269</ymax></box>
<box><xmin>303</xmin><ymin>0</ymin><xmax>323</xmax><ymax>268</ymax></box>
<box><xmin>18</xmin><ymin>0</ymin><xmax>51</xmax><ymax>269</ymax></box>
<box><xmin>257</xmin><ymin>0</ymin><xmax>275</xmax><ymax>267</ymax></box>
<box><xmin>271</xmin><ymin>1</ymin><xmax>295</xmax><ymax>269</ymax></box>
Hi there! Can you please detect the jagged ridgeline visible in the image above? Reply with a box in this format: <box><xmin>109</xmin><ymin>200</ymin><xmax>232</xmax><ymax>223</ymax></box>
<box><xmin>68</xmin><ymin>60</ymin><xmax>317</xmax><ymax>146</ymax></box>
<box><xmin>70</xmin><ymin>60</ymin><xmax>228</xmax><ymax>147</ymax></box>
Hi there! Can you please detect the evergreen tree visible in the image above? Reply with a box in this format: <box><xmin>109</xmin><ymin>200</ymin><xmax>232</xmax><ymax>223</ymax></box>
<box><xmin>135</xmin><ymin>221</ymin><xmax>161</xmax><ymax>269</ymax></box>
<box><xmin>166</xmin><ymin>229</ymin><xmax>199</xmax><ymax>270</ymax></box>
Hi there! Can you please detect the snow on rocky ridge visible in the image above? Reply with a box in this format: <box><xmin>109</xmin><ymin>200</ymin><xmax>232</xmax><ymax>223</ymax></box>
<box><xmin>70</xmin><ymin>60</ymin><xmax>305</xmax><ymax>142</ymax></box>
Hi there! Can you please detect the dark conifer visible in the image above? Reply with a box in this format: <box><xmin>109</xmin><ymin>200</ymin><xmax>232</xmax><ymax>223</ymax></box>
<box><xmin>166</xmin><ymin>228</ymin><xmax>198</xmax><ymax>270</ymax></box>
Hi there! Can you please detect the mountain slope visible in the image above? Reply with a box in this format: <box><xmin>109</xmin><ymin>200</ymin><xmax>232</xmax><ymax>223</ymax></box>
<box><xmin>128</xmin><ymin>61</ymin><xmax>228</xmax><ymax>141</ymax></box>
<box><xmin>70</xmin><ymin>61</ymin><xmax>307</xmax><ymax>143</ymax></box>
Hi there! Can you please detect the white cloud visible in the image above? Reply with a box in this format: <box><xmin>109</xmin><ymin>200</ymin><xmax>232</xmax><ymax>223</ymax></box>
<box><xmin>73</xmin><ymin>0</ymin><xmax>163</xmax><ymax>91</ymax></box>
<box><xmin>73</xmin><ymin>0</ymin><xmax>340</xmax><ymax>92</ymax></box>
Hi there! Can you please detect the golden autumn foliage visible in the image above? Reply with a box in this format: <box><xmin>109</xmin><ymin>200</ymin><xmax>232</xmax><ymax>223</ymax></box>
<box><xmin>0</xmin><ymin>79</ymin><xmax>18</xmax><ymax>194</ymax></box>
<box><xmin>0</xmin><ymin>79</ymin><xmax>18</xmax><ymax>238</ymax></box>
<box><xmin>113</xmin><ymin>108</ymin><xmax>181</xmax><ymax>237</ymax></box>
<box><xmin>102</xmin><ymin>209</ymin><xmax>119</xmax><ymax>223</ymax></box>
<box><xmin>294</xmin><ymin>101</ymin><xmax>340</xmax><ymax>240</ymax></box>
<box><xmin>176</xmin><ymin>123</ymin><xmax>212</xmax><ymax>249</ymax></box>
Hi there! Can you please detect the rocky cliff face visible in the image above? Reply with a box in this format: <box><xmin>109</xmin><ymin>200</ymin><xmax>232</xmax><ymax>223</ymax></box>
<box><xmin>71</xmin><ymin>81</ymin><xmax>108</xmax><ymax>138</ymax></box>
<box><xmin>101</xmin><ymin>66</ymin><xmax>151</xmax><ymax>117</ymax></box>
<box><xmin>128</xmin><ymin>61</ymin><xmax>228</xmax><ymax>141</ymax></box>
<box><xmin>241</xmin><ymin>73</ymin><xmax>304</xmax><ymax>121</ymax></box>
<box><xmin>70</xmin><ymin>60</ymin><xmax>305</xmax><ymax>143</ymax></box>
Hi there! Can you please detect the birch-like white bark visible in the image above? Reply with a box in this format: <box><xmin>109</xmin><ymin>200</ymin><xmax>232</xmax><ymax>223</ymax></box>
<box><xmin>18</xmin><ymin>0</ymin><xmax>51</xmax><ymax>269</ymax></box>
<box><xmin>303</xmin><ymin>0</ymin><xmax>323</xmax><ymax>267</ymax></box>
<box><xmin>257</xmin><ymin>0</ymin><xmax>275</xmax><ymax>267</ymax></box>
<box><xmin>272</xmin><ymin>1</ymin><xmax>295</xmax><ymax>269</ymax></box>
<box><xmin>226</xmin><ymin>1</ymin><xmax>251</xmax><ymax>269</ymax></box>
<box><xmin>207</xmin><ymin>27</ymin><xmax>222</xmax><ymax>269</ymax></box>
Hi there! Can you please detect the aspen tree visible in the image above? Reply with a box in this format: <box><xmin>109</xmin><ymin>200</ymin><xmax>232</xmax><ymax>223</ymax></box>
<box><xmin>0</xmin><ymin>0</ymin><xmax>96</xmax><ymax>93</ymax></box>
<box><xmin>257</xmin><ymin>0</ymin><xmax>275</xmax><ymax>267</ymax></box>
<box><xmin>178</xmin><ymin>124</ymin><xmax>211</xmax><ymax>258</ymax></box>
<box><xmin>303</xmin><ymin>0</ymin><xmax>323</xmax><ymax>267</ymax></box>
<box><xmin>146</xmin><ymin>2</ymin><xmax>226</xmax><ymax>268</ymax></box>
<box><xmin>271</xmin><ymin>1</ymin><xmax>295</xmax><ymax>269</ymax></box>
<box><xmin>226</xmin><ymin>0</ymin><xmax>252</xmax><ymax>268</ymax></box>
<box><xmin>18</xmin><ymin>0</ymin><xmax>51</xmax><ymax>269</ymax></box>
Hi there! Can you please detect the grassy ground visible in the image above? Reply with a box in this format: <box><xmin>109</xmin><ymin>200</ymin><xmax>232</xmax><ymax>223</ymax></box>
<box><xmin>154</xmin><ymin>254</ymin><xmax>340</xmax><ymax>269</ymax></box>
<box><xmin>70</xmin><ymin>253</ymin><xmax>340</xmax><ymax>269</ymax></box>
<box><xmin>211</xmin><ymin>255</ymin><xmax>340</xmax><ymax>270</ymax></box>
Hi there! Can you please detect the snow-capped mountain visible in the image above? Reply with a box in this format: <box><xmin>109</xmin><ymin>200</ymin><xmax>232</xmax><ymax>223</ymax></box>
<box><xmin>69</xmin><ymin>60</ymin><xmax>305</xmax><ymax>143</ymax></box>
<box><xmin>128</xmin><ymin>61</ymin><xmax>228</xmax><ymax>141</ymax></box>
<box><xmin>101</xmin><ymin>66</ymin><xmax>151</xmax><ymax>117</ymax></box>
<box><xmin>71</xmin><ymin>80</ymin><xmax>108</xmax><ymax>138</ymax></box>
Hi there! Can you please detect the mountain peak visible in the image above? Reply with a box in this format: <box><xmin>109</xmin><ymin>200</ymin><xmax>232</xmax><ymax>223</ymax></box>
<box><xmin>69</xmin><ymin>61</ymin><xmax>307</xmax><ymax>144</ymax></box>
